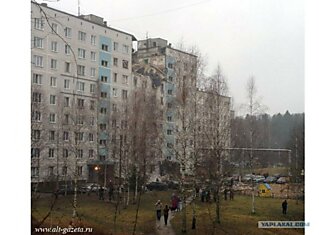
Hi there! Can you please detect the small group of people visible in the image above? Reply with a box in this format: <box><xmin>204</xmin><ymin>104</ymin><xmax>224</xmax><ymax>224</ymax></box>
<box><xmin>224</xmin><ymin>188</ymin><xmax>234</xmax><ymax>201</ymax></box>
<box><xmin>155</xmin><ymin>200</ymin><xmax>170</xmax><ymax>226</ymax></box>
<box><xmin>171</xmin><ymin>193</ymin><xmax>182</xmax><ymax>211</ymax></box>
<box><xmin>96</xmin><ymin>180</ymin><xmax>114</xmax><ymax>202</ymax></box>
<box><xmin>199</xmin><ymin>188</ymin><xmax>211</xmax><ymax>203</ymax></box>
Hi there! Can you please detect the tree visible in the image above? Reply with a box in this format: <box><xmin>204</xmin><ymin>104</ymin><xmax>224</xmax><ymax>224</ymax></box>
<box><xmin>246</xmin><ymin>76</ymin><xmax>266</xmax><ymax>214</ymax></box>
<box><xmin>199</xmin><ymin>65</ymin><xmax>231</xmax><ymax>224</ymax></box>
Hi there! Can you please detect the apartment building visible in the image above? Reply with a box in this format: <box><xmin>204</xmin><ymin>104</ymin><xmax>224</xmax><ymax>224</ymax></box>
<box><xmin>31</xmin><ymin>2</ymin><xmax>136</xmax><ymax>184</ymax></box>
<box><xmin>134</xmin><ymin>38</ymin><xmax>198</xmax><ymax>176</ymax></box>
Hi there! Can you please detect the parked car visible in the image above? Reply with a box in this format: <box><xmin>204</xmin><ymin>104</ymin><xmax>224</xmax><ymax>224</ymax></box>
<box><xmin>264</xmin><ymin>176</ymin><xmax>277</xmax><ymax>183</ymax></box>
<box><xmin>146</xmin><ymin>182</ymin><xmax>168</xmax><ymax>191</ymax></box>
<box><xmin>79</xmin><ymin>183</ymin><xmax>101</xmax><ymax>193</ymax></box>
<box><xmin>242</xmin><ymin>174</ymin><xmax>254</xmax><ymax>182</ymax></box>
<box><xmin>167</xmin><ymin>181</ymin><xmax>179</xmax><ymax>189</ymax></box>
<box><xmin>276</xmin><ymin>177</ymin><xmax>287</xmax><ymax>184</ymax></box>
<box><xmin>57</xmin><ymin>184</ymin><xmax>74</xmax><ymax>195</ymax></box>
<box><xmin>254</xmin><ymin>175</ymin><xmax>265</xmax><ymax>183</ymax></box>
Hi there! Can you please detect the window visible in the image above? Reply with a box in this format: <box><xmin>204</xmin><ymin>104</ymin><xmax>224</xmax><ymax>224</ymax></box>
<box><xmin>49</xmin><ymin>148</ymin><xmax>55</xmax><ymax>158</ymax></box>
<box><xmin>111</xmin><ymin>120</ymin><xmax>116</xmax><ymax>128</ymax></box>
<box><xmin>75</xmin><ymin>132</ymin><xmax>84</xmax><ymax>142</ymax></box>
<box><xmin>168</xmin><ymin>89</ymin><xmax>173</xmax><ymax>95</ymax></box>
<box><xmin>184</xmin><ymin>63</ymin><xmax>188</xmax><ymax>71</ymax></box>
<box><xmin>49</xmin><ymin>113</ymin><xmax>56</xmax><ymax>123</ymax></box>
<box><xmin>89</xmin><ymin>133</ymin><xmax>94</xmax><ymax>142</ymax></box>
<box><xmin>100</xmin><ymin>123</ymin><xmax>106</xmax><ymax>130</ymax></box>
<box><xmin>90</xmin><ymin>68</ymin><xmax>96</xmax><ymax>77</ymax></box>
<box><xmin>31</xmin><ymin>148</ymin><xmax>40</xmax><ymax>158</ymax></box>
<box><xmin>100</xmin><ymin>107</ymin><xmax>107</xmax><ymax>114</ymax></box>
<box><xmin>90</xmin><ymin>100</ymin><xmax>95</xmax><ymax>110</ymax></box>
<box><xmin>123</xmin><ymin>44</ymin><xmax>129</xmax><ymax>54</ymax></box>
<box><xmin>51</xmin><ymin>23</ymin><xmax>58</xmax><ymax>33</ymax></box>
<box><xmin>50</xmin><ymin>59</ymin><xmax>57</xmax><ymax>69</ymax></box>
<box><xmin>34</xmin><ymin>37</ymin><xmax>43</xmax><ymax>48</ymax></box>
<box><xmin>113</xmin><ymin>73</ymin><xmax>117</xmax><ymax>83</ymax></box>
<box><xmin>122</xmin><ymin>90</ymin><xmax>128</xmax><ymax>99</ymax></box>
<box><xmin>32</xmin><ymin>130</ymin><xmax>41</xmax><ymax>140</ymax></box>
<box><xmin>76</xmin><ymin>116</ymin><xmax>84</xmax><ymax>125</ymax></box>
<box><xmin>167</xmin><ymin>102</ymin><xmax>172</xmax><ymax>108</ymax></box>
<box><xmin>32</xmin><ymin>73</ymin><xmax>42</xmax><ymax>85</ymax></box>
<box><xmin>77</xmin><ymin>98</ymin><xmax>84</xmax><ymax>108</ymax></box>
<box><xmin>167</xmin><ymin>143</ymin><xmax>173</xmax><ymax>148</ymax></box>
<box><xmin>168</xmin><ymin>63</ymin><xmax>173</xmax><ymax>69</ymax></box>
<box><xmin>112</xmin><ymin>88</ymin><xmax>117</xmax><ymax>97</ymax></box>
<box><xmin>101</xmin><ymin>92</ymin><xmax>107</xmax><ymax>98</ymax></box>
<box><xmin>167</xmin><ymin>116</ymin><xmax>172</xmax><ymax>122</ymax></box>
<box><xmin>167</xmin><ymin>129</ymin><xmax>172</xmax><ymax>135</ymax></box>
<box><xmin>113</xmin><ymin>57</ymin><xmax>118</xmax><ymax>66</ymax></box>
<box><xmin>65</xmin><ymin>44</ymin><xmax>71</xmax><ymax>55</ymax></box>
<box><xmin>65</xmin><ymin>62</ymin><xmax>70</xmax><ymax>73</ymax></box>
<box><xmin>78</xmin><ymin>48</ymin><xmax>86</xmax><ymax>59</ymax></box>
<box><xmin>101</xmin><ymin>60</ymin><xmax>108</xmax><ymax>67</ymax></box>
<box><xmin>122</xmin><ymin>60</ymin><xmax>128</xmax><ymax>69</ymax></box>
<box><xmin>90</xmin><ymin>35</ymin><xmax>96</xmax><ymax>45</ymax></box>
<box><xmin>112</xmin><ymin>104</ymin><xmax>117</xmax><ymax>112</ymax></box>
<box><xmin>76</xmin><ymin>149</ymin><xmax>83</xmax><ymax>158</ymax></box>
<box><xmin>50</xmin><ymin>77</ymin><xmax>57</xmax><ymax>87</ymax></box>
<box><xmin>169</xmin><ymin>76</ymin><xmax>173</xmax><ymax>82</ymax></box>
<box><xmin>51</xmin><ymin>41</ymin><xmax>58</xmax><ymax>52</ymax></box>
<box><xmin>100</xmin><ymin>139</ymin><xmax>106</xmax><ymax>145</ymax></box>
<box><xmin>90</xmin><ymin>51</ymin><xmax>96</xmax><ymax>61</ymax></box>
<box><xmin>90</xmin><ymin>117</ymin><xmax>95</xmax><ymax>126</ymax></box>
<box><xmin>102</xmin><ymin>44</ymin><xmax>108</xmax><ymax>51</ymax></box>
<box><xmin>134</xmin><ymin>77</ymin><xmax>137</xmax><ymax>87</ymax></box>
<box><xmin>144</xmin><ymin>59</ymin><xmax>149</xmax><ymax>64</ymax></box>
<box><xmin>64</xmin><ymin>27</ymin><xmax>72</xmax><ymax>38</ymax></box>
<box><xmin>101</xmin><ymin>76</ymin><xmax>107</xmax><ymax>82</ymax></box>
<box><xmin>34</xmin><ymin>55</ymin><xmax>43</xmax><ymax>67</ymax></box>
<box><xmin>77</xmin><ymin>65</ymin><xmax>85</xmax><ymax>76</ymax></box>
<box><xmin>64</xmin><ymin>97</ymin><xmax>70</xmax><ymax>107</ymax></box>
<box><xmin>77</xmin><ymin>81</ymin><xmax>85</xmax><ymax>91</ymax></box>
<box><xmin>31</xmin><ymin>167</ymin><xmax>39</xmax><ymax>177</ymax></box>
<box><xmin>62</xmin><ymin>166</ymin><xmax>67</xmax><ymax>175</ymax></box>
<box><xmin>100</xmin><ymin>155</ymin><xmax>106</xmax><ymax>161</ymax></box>
<box><xmin>76</xmin><ymin>166</ymin><xmax>83</xmax><ymax>176</ymax></box>
<box><xmin>32</xmin><ymin>92</ymin><xmax>42</xmax><ymax>103</ymax></box>
<box><xmin>113</xmin><ymin>42</ymin><xmax>118</xmax><ymax>51</ymax></box>
<box><xmin>63</xmin><ymin>131</ymin><xmax>69</xmax><ymax>141</ymax></box>
<box><xmin>31</xmin><ymin>111</ymin><xmax>41</xmax><ymax>122</ymax></box>
<box><xmin>63</xmin><ymin>114</ymin><xmax>69</xmax><ymax>124</ymax></box>
<box><xmin>49</xmin><ymin>130</ymin><xmax>55</xmax><ymax>141</ymax></box>
<box><xmin>50</xmin><ymin>95</ymin><xmax>56</xmax><ymax>105</ymax></box>
<box><xmin>89</xmin><ymin>149</ymin><xmax>94</xmax><ymax>158</ymax></box>
<box><xmin>78</xmin><ymin>31</ymin><xmax>86</xmax><ymax>41</ymax></box>
<box><xmin>90</xmin><ymin>84</ymin><xmax>95</xmax><ymax>93</ymax></box>
<box><xmin>122</xmin><ymin>75</ymin><xmax>128</xmax><ymax>84</ymax></box>
<box><xmin>34</xmin><ymin>18</ymin><xmax>44</xmax><ymax>30</ymax></box>
<box><xmin>63</xmin><ymin>149</ymin><xmax>69</xmax><ymax>158</ymax></box>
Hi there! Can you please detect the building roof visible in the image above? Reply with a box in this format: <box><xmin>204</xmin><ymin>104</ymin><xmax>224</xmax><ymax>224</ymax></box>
<box><xmin>32</xmin><ymin>1</ymin><xmax>137</xmax><ymax>41</ymax></box>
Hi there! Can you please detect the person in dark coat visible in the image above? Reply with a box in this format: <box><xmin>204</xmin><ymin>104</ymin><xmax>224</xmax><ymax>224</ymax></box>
<box><xmin>108</xmin><ymin>180</ymin><xmax>114</xmax><ymax>202</ymax></box>
<box><xmin>99</xmin><ymin>186</ymin><xmax>104</xmax><ymax>200</ymax></box>
<box><xmin>282</xmin><ymin>200</ymin><xmax>288</xmax><ymax>214</ymax></box>
<box><xmin>163</xmin><ymin>205</ymin><xmax>169</xmax><ymax>225</ymax></box>
<box><xmin>224</xmin><ymin>189</ymin><xmax>228</xmax><ymax>200</ymax></box>
<box><xmin>229</xmin><ymin>189</ymin><xmax>234</xmax><ymax>200</ymax></box>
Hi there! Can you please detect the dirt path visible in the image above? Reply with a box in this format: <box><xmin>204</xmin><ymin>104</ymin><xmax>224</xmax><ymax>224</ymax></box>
<box><xmin>155</xmin><ymin>196</ymin><xmax>194</xmax><ymax>235</ymax></box>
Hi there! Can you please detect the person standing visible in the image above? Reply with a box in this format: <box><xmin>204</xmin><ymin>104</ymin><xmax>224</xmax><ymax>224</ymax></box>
<box><xmin>155</xmin><ymin>200</ymin><xmax>163</xmax><ymax>221</ymax></box>
<box><xmin>282</xmin><ymin>200</ymin><xmax>288</xmax><ymax>214</ymax></box>
<box><xmin>163</xmin><ymin>205</ymin><xmax>169</xmax><ymax>226</ymax></box>
<box><xmin>108</xmin><ymin>180</ymin><xmax>114</xmax><ymax>202</ymax></box>
<box><xmin>99</xmin><ymin>186</ymin><xmax>104</xmax><ymax>200</ymax></box>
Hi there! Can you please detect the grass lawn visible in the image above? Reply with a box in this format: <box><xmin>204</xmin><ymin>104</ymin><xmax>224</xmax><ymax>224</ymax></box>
<box><xmin>32</xmin><ymin>190</ymin><xmax>175</xmax><ymax>235</ymax></box>
<box><xmin>171</xmin><ymin>195</ymin><xmax>304</xmax><ymax>235</ymax></box>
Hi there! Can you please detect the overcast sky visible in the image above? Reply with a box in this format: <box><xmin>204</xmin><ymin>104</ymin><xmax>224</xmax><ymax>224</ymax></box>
<box><xmin>36</xmin><ymin>0</ymin><xmax>304</xmax><ymax>115</ymax></box>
